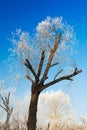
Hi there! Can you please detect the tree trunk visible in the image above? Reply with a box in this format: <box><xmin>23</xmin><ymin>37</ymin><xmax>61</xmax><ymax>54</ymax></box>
<box><xmin>27</xmin><ymin>90</ymin><xmax>39</xmax><ymax>130</ymax></box>
<box><xmin>4</xmin><ymin>113</ymin><xmax>10</xmax><ymax>130</ymax></box>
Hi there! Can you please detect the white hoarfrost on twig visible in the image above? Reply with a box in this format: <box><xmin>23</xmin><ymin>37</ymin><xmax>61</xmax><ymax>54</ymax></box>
<box><xmin>9</xmin><ymin>16</ymin><xmax>77</xmax><ymax>79</ymax></box>
<box><xmin>11</xmin><ymin>16</ymin><xmax>76</xmax><ymax>60</ymax></box>
<box><xmin>36</xmin><ymin>16</ymin><xmax>63</xmax><ymax>34</ymax></box>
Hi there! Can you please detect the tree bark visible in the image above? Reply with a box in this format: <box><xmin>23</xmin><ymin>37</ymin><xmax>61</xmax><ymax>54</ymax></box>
<box><xmin>3</xmin><ymin>113</ymin><xmax>11</xmax><ymax>130</ymax></box>
<box><xmin>27</xmin><ymin>89</ymin><xmax>39</xmax><ymax>130</ymax></box>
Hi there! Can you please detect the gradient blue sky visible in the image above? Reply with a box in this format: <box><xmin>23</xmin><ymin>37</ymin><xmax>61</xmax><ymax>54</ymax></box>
<box><xmin>0</xmin><ymin>0</ymin><xmax>87</xmax><ymax>117</ymax></box>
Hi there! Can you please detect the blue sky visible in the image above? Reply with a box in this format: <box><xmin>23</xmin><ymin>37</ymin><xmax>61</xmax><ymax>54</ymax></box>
<box><xmin>0</xmin><ymin>0</ymin><xmax>87</xmax><ymax>117</ymax></box>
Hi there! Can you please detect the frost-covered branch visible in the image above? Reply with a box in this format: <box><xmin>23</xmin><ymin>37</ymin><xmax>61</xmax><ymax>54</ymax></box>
<box><xmin>37</xmin><ymin>50</ymin><xmax>45</xmax><ymax>79</ymax></box>
<box><xmin>40</xmin><ymin>68</ymin><xmax>82</xmax><ymax>91</ymax></box>
<box><xmin>40</xmin><ymin>33</ymin><xmax>62</xmax><ymax>84</ymax></box>
<box><xmin>24</xmin><ymin>59</ymin><xmax>37</xmax><ymax>79</ymax></box>
<box><xmin>0</xmin><ymin>92</ymin><xmax>13</xmax><ymax>129</ymax></box>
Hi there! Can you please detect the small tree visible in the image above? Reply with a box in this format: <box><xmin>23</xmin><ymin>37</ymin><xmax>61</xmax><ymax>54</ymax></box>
<box><xmin>37</xmin><ymin>91</ymin><xmax>72</xmax><ymax>130</ymax></box>
<box><xmin>10</xmin><ymin>16</ymin><xmax>82</xmax><ymax>130</ymax></box>
<box><xmin>0</xmin><ymin>92</ymin><xmax>13</xmax><ymax>130</ymax></box>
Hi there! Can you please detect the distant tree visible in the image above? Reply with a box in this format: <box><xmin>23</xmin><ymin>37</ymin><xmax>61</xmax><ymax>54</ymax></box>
<box><xmin>37</xmin><ymin>91</ymin><xmax>73</xmax><ymax>130</ymax></box>
<box><xmin>0</xmin><ymin>92</ymin><xmax>13</xmax><ymax>130</ymax></box>
<box><xmin>11</xmin><ymin>16</ymin><xmax>82</xmax><ymax>130</ymax></box>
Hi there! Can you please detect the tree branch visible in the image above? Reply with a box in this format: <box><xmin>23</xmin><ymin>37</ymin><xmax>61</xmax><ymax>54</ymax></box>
<box><xmin>6</xmin><ymin>92</ymin><xmax>10</xmax><ymax>105</ymax></box>
<box><xmin>24</xmin><ymin>59</ymin><xmax>37</xmax><ymax>78</ymax></box>
<box><xmin>54</xmin><ymin>69</ymin><xmax>63</xmax><ymax>80</ymax></box>
<box><xmin>0</xmin><ymin>93</ymin><xmax>13</xmax><ymax>114</ymax></box>
<box><xmin>37</xmin><ymin>50</ymin><xmax>45</xmax><ymax>79</ymax></box>
<box><xmin>0</xmin><ymin>95</ymin><xmax>7</xmax><ymax>107</ymax></box>
<box><xmin>50</xmin><ymin>62</ymin><xmax>59</xmax><ymax>67</ymax></box>
<box><xmin>26</xmin><ymin>75</ymin><xmax>34</xmax><ymax>84</ymax></box>
<box><xmin>0</xmin><ymin>104</ymin><xmax>7</xmax><ymax>111</ymax></box>
<box><xmin>40</xmin><ymin>33</ymin><xmax>62</xmax><ymax>83</ymax></box>
<box><xmin>40</xmin><ymin>68</ymin><xmax>82</xmax><ymax>91</ymax></box>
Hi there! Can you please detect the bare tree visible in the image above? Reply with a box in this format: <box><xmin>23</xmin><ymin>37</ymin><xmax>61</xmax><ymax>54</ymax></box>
<box><xmin>0</xmin><ymin>92</ymin><xmax>13</xmax><ymax>130</ymax></box>
<box><xmin>11</xmin><ymin>16</ymin><xmax>82</xmax><ymax>130</ymax></box>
